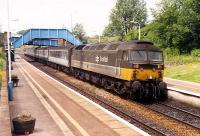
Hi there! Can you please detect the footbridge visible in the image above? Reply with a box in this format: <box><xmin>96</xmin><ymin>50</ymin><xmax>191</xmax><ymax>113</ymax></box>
<box><xmin>12</xmin><ymin>28</ymin><xmax>82</xmax><ymax>48</ymax></box>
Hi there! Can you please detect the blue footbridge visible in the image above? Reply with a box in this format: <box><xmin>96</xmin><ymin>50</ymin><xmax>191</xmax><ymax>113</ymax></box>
<box><xmin>12</xmin><ymin>28</ymin><xmax>83</xmax><ymax>48</ymax></box>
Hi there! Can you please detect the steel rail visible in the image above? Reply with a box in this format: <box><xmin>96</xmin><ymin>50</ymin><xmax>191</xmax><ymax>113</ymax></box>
<box><xmin>160</xmin><ymin>103</ymin><xmax>200</xmax><ymax>119</ymax></box>
<box><xmin>145</xmin><ymin>102</ymin><xmax>200</xmax><ymax>131</ymax></box>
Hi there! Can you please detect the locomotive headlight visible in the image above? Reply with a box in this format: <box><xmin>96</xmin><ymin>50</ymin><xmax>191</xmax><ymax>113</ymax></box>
<box><xmin>133</xmin><ymin>64</ymin><xmax>140</xmax><ymax>69</ymax></box>
<box><xmin>157</xmin><ymin>64</ymin><xmax>164</xmax><ymax>69</ymax></box>
<box><xmin>148</xmin><ymin>75</ymin><xmax>153</xmax><ymax>79</ymax></box>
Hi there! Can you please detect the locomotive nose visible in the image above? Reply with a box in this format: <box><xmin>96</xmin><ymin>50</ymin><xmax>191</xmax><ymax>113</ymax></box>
<box><xmin>132</xmin><ymin>69</ymin><xmax>163</xmax><ymax>81</ymax></box>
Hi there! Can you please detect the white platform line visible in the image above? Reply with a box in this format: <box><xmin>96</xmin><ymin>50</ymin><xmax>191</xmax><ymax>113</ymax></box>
<box><xmin>17</xmin><ymin>63</ymin><xmax>74</xmax><ymax>136</ymax></box>
<box><xmin>21</xmin><ymin>56</ymin><xmax>150</xmax><ymax>136</ymax></box>
<box><xmin>18</xmin><ymin>62</ymin><xmax>90</xmax><ymax>136</ymax></box>
<box><xmin>168</xmin><ymin>87</ymin><xmax>200</xmax><ymax>98</ymax></box>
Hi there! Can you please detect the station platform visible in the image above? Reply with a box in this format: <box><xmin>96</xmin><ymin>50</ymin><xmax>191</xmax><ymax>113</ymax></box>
<box><xmin>10</xmin><ymin>56</ymin><xmax>148</xmax><ymax>136</ymax></box>
<box><xmin>164</xmin><ymin>77</ymin><xmax>200</xmax><ymax>95</ymax></box>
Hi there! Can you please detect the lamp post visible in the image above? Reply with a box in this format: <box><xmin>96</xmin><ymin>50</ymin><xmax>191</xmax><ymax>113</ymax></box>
<box><xmin>7</xmin><ymin>0</ymin><xmax>14</xmax><ymax>101</ymax></box>
<box><xmin>7</xmin><ymin>0</ymin><xmax>11</xmax><ymax>83</ymax></box>
<box><xmin>131</xmin><ymin>19</ymin><xmax>141</xmax><ymax>40</ymax></box>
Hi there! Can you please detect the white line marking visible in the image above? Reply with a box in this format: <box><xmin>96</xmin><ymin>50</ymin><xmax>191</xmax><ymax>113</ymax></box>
<box><xmin>168</xmin><ymin>87</ymin><xmax>200</xmax><ymax>98</ymax></box>
<box><xmin>18</xmin><ymin>61</ymin><xmax>90</xmax><ymax>136</ymax></box>
<box><xmin>20</xmin><ymin>57</ymin><xmax>150</xmax><ymax>136</ymax></box>
<box><xmin>17</xmin><ymin>63</ymin><xmax>74</xmax><ymax>136</ymax></box>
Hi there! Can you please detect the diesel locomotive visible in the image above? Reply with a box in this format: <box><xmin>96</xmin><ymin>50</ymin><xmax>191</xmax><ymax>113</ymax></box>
<box><xmin>24</xmin><ymin>41</ymin><xmax>168</xmax><ymax>101</ymax></box>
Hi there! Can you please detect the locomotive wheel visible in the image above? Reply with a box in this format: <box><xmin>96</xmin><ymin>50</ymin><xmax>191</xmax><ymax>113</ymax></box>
<box><xmin>158</xmin><ymin>82</ymin><xmax>168</xmax><ymax>101</ymax></box>
<box><xmin>132</xmin><ymin>81</ymin><xmax>143</xmax><ymax>101</ymax></box>
<box><xmin>104</xmin><ymin>83</ymin><xmax>110</xmax><ymax>90</ymax></box>
<box><xmin>101</xmin><ymin>78</ymin><xmax>113</xmax><ymax>90</ymax></box>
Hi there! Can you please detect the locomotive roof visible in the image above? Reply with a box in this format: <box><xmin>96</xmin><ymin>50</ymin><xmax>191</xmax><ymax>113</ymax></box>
<box><xmin>118</xmin><ymin>41</ymin><xmax>161</xmax><ymax>51</ymax></box>
<box><xmin>82</xmin><ymin>41</ymin><xmax>161</xmax><ymax>51</ymax></box>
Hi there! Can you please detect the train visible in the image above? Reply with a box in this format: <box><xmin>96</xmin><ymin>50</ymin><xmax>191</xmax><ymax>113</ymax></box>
<box><xmin>24</xmin><ymin>40</ymin><xmax>168</xmax><ymax>101</ymax></box>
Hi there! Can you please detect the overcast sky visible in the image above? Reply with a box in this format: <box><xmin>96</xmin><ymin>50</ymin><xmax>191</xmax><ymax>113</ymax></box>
<box><xmin>0</xmin><ymin>0</ymin><xmax>160</xmax><ymax>36</ymax></box>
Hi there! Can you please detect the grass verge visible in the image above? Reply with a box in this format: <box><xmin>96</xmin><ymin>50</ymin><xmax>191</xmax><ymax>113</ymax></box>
<box><xmin>165</xmin><ymin>62</ymin><xmax>200</xmax><ymax>83</ymax></box>
<box><xmin>165</xmin><ymin>55</ymin><xmax>200</xmax><ymax>66</ymax></box>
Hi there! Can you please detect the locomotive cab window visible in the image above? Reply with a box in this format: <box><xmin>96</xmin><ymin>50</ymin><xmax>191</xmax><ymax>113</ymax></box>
<box><xmin>129</xmin><ymin>51</ymin><xmax>147</xmax><ymax>61</ymax></box>
<box><xmin>148</xmin><ymin>51</ymin><xmax>163</xmax><ymax>61</ymax></box>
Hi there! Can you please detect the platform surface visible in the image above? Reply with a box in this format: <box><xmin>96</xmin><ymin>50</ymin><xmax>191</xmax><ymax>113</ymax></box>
<box><xmin>10</xmin><ymin>56</ymin><xmax>146</xmax><ymax>136</ymax></box>
<box><xmin>165</xmin><ymin>77</ymin><xmax>200</xmax><ymax>95</ymax></box>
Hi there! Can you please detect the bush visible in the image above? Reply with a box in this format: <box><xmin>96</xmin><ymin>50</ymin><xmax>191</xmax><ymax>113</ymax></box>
<box><xmin>124</xmin><ymin>29</ymin><xmax>138</xmax><ymax>41</ymax></box>
<box><xmin>164</xmin><ymin>48</ymin><xmax>180</xmax><ymax>59</ymax></box>
<box><xmin>164</xmin><ymin>55</ymin><xmax>200</xmax><ymax>66</ymax></box>
<box><xmin>0</xmin><ymin>59</ymin><xmax>3</xmax><ymax>70</ymax></box>
<box><xmin>191</xmin><ymin>49</ymin><xmax>200</xmax><ymax>57</ymax></box>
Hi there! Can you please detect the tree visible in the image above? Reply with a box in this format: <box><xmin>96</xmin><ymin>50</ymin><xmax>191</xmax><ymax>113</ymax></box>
<box><xmin>145</xmin><ymin>0</ymin><xmax>200</xmax><ymax>52</ymax></box>
<box><xmin>0</xmin><ymin>33</ymin><xmax>3</xmax><ymax>47</ymax></box>
<box><xmin>72</xmin><ymin>23</ymin><xmax>86</xmax><ymax>42</ymax></box>
<box><xmin>103</xmin><ymin>0</ymin><xmax>147</xmax><ymax>37</ymax></box>
<box><xmin>103</xmin><ymin>23</ymin><xmax>118</xmax><ymax>37</ymax></box>
<box><xmin>17</xmin><ymin>30</ymin><xmax>27</xmax><ymax>35</ymax></box>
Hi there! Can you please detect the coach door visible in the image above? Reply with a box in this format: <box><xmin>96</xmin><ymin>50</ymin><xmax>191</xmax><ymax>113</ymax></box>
<box><xmin>115</xmin><ymin>51</ymin><xmax>123</xmax><ymax>78</ymax></box>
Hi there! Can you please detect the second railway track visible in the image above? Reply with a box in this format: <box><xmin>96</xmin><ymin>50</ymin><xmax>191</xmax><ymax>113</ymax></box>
<box><xmin>145</xmin><ymin>102</ymin><xmax>200</xmax><ymax>130</ymax></box>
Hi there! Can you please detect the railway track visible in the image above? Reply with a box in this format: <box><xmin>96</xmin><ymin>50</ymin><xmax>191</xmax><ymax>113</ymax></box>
<box><xmin>22</xmin><ymin>55</ymin><xmax>200</xmax><ymax>135</ymax></box>
<box><xmin>147</xmin><ymin>102</ymin><xmax>200</xmax><ymax>129</ymax></box>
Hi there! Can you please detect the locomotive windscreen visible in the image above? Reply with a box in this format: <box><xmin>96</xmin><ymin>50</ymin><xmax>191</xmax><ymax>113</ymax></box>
<box><xmin>129</xmin><ymin>51</ymin><xmax>147</xmax><ymax>61</ymax></box>
<box><xmin>128</xmin><ymin>51</ymin><xmax>163</xmax><ymax>62</ymax></box>
<box><xmin>148</xmin><ymin>51</ymin><xmax>163</xmax><ymax>61</ymax></box>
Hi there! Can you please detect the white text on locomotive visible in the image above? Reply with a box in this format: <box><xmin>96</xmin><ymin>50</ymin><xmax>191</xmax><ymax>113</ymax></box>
<box><xmin>95</xmin><ymin>55</ymin><xmax>108</xmax><ymax>63</ymax></box>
